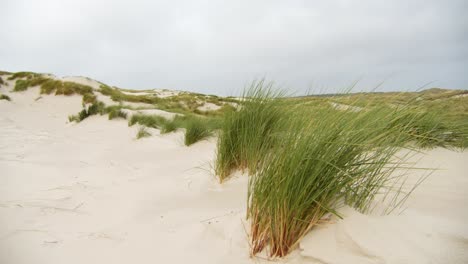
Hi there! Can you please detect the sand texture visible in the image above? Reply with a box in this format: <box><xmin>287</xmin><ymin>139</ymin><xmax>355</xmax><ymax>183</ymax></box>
<box><xmin>1</xmin><ymin>86</ymin><xmax>467</xmax><ymax>263</ymax></box>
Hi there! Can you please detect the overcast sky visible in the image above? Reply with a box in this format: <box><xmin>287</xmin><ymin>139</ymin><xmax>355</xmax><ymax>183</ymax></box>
<box><xmin>1</xmin><ymin>0</ymin><xmax>467</xmax><ymax>95</ymax></box>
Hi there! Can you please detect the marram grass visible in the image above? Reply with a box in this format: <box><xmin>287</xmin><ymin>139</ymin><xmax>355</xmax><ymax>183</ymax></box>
<box><xmin>215</xmin><ymin>80</ymin><xmax>288</xmax><ymax>182</ymax></box>
<box><xmin>215</xmin><ymin>84</ymin><xmax>466</xmax><ymax>258</ymax></box>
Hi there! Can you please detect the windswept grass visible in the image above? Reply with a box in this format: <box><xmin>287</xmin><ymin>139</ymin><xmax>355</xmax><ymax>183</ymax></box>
<box><xmin>184</xmin><ymin>117</ymin><xmax>212</xmax><ymax>146</ymax></box>
<box><xmin>108</xmin><ymin>108</ymin><xmax>128</xmax><ymax>120</ymax></box>
<box><xmin>128</xmin><ymin>114</ymin><xmax>167</xmax><ymax>128</ymax></box>
<box><xmin>13</xmin><ymin>80</ymin><xmax>31</xmax><ymax>91</ymax></box>
<box><xmin>68</xmin><ymin>101</ymin><xmax>106</xmax><ymax>122</ymax></box>
<box><xmin>215</xmin><ymin>80</ymin><xmax>287</xmax><ymax>182</ymax></box>
<box><xmin>128</xmin><ymin>113</ymin><xmax>217</xmax><ymax>145</ymax></box>
<box><xmin>100</xmin><ymin>85</ymin><xmax>160</xmax><ymax>104</ymax></box>
<box><xmin>214</xmin><ymin>83</ymin><xmax>467</xmax><ymax>258</ymax></box>
<box><xmin>8</xmin><ymin>71</ymin><xmax>39</xmax><ymax>80</ymax></box>
<box><xmin>0</xmin><ymin>76</ymin><xmax>4</xmax><ymax>86</ymax></box>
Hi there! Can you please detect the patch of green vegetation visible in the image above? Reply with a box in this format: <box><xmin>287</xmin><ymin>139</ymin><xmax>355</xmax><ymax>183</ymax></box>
<box><xmin>108</xmin><ymin>108</ymin><xmax>128</xmax><ymax>120</ymax></box>
<box><xmin>0</xmin><ymin>94</ymin><xmax>11</xmax><ymax>101</ymax></box>
<box><xmin>128</xmin><ymin>114</ymin><xmax>167</xmax><ymax>128</ymax></box>
<box><xmin>68</xmin><ymin>101</ymin><xmax>106</xmax><ymax>123</ymax></box>
<box><xmin>160</xmin><ymin>118</ymin><xmax>178</xmax><ymax>134</ymax></box>
<box><xmin>100</xmin><ymin>85</ymin><xmax>160</xmax><ymax>104</ymax></box>
<box><xmin>13</xmin><ymin>79</ymin><xmax>31</xmax><ymax>91</ymax></box>
<box><xmin>215</xmin><ymin>80</ymin><xmax>287</xmax><ymax>182</ymax></box>
<box><xmin>0</xmin><ymin>76</ymin><xmax>4</xmax><ymax>86</ymax></box>
<box><xmin>136</xmin><ymin>126</ymin><xmax>151</xmax><ymax>139</ymax></box>
<box><xmin>184</xmin><ymin>117</ymin><xmax>213</xmax><ymax>146</ymax></box>
<box><xmin>82</xmin><ymin>93</ymin><xmax>97</xmax><ymax>104</ymax></box>
<box><xmin>215</xmin><ymin>83</ymin><xmax>467</xmax><ymax>258</ymax></box>
<box><xmin>56</xmin><ymin>82</ymin><xmax>93</xmax><ymax>96</ymax></box>
<box><xmin>8</xmin><ymin>71</ymin><xmax>40</xmax><ymax>80</ymax></box>
<box><xmin>128</xmin><ymin>113</ymin><xmax>219</xmax><ymax>145</ymax></box>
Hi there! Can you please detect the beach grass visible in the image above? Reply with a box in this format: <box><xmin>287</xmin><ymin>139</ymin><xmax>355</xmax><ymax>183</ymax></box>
<box><xmin>108</xmin><ymin>108</ymin><xmax>128</xmax><ymax>120</ymax></box>
<box><xmin>183</xmin><ymin>117</ymin><xmax>212</xmax><ymax>146</ymax></box>
<box><xmin>215</xmin><ymin>80</ymin><xmax>287</xmax><ymax>182</ymax></box>
<box><xmin>214</xmin><ymin>83</ymin><xmax>467</xmax><ymax>258</ymax></box>
<box><xmin>68</xmin><ymin>101</ymin><xmax>106</xmax><ymax>122</ymax></box>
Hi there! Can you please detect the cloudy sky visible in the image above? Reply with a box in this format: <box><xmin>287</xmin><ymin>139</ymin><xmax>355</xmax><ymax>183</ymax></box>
<box><xmin>1</xmin><ymin>0</ymin><xmax>467</xmax><ymax>95</ymax></box>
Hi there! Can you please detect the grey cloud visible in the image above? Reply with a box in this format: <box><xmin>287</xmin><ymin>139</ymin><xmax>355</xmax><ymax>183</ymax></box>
<box><xmin>1</xmin><ymin>0</ymin><xmax>467</xmax><ymax>95</ymax></box>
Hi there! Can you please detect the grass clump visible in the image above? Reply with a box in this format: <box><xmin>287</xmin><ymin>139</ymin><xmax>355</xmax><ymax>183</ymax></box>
<box><xmin>215</xmin><ymin>80</ymin><xmax>287</xmax><ymax>182</ymax></box>
<box><xmin>245</xmin><ymin>104</ymin><xmax>430</xmax><ymax>258</ymax></box>
<box><xmin>108</xmin><ymin>108</ymin><xmax>128</xmax><ymax>120</ymax></box>
<box><xmin>215</xmin><ymin>84</ymin><xmax>467</xmax><ymax>258</ymax></box>
<box><xmin>56</xmin><ymin>82</ymin><xmax>93</xmax><ymax>95</ymax></box>
<box><xmin>82</xmin><ymin>92</ymin><xmax>97</xmax><ymax>104</ymax></box>
<box><xmin>13</xmin><ymin>80</ymin><xmax>31</xmax><ymax>91</ymax></box>
<box><xmin>128</xmin><ymin>114</ymin><xmax>167</xmax><ymax>128</ymax></box>
<box><xmin>184</xmin><ymin>117</ymin><xmax>212</xmax><ymax>146</ymax></box>
<box><xmin>128</xmin><ymin>113</ymin><xmax>216</xmax><ymax>145</ymax></box>
<box><xmin>136</xmin><ymin>126</ymin><xmax>151</xmax><ymax>139</ymax></box>
<box><xmin>100</xmin><ymin>85</ymin><xmax>160</xmax><ymax>104</ymax></box>
<box><xmin>160</xmin><ymin>119</ymin><xmax>178</xmax><ymax>134</ymax></box>
<box><xmin>0</xmin><ymin>94</ymin><xmax>11</xmax><ymax>101</ymax></box>
<box><xmin>8</xmin><ymin>71</ymin><xmax>39</xmax><ymax>80</ymax></box>
<box><xmin>0</xmin><ymin>76</ymin><xmax>4</xmax><ymax>86</ymax></box>
<box><xmin>68</xmin><ymin>101</ymin><xmax>106</xmax><ymax>122</ymax></box>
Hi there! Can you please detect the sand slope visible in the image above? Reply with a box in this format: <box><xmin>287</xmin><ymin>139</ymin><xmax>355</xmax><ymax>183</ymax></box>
<box><xmin>0</xmin><ymin>87</ymin><xmax>467</xmax><ymax>264</ymax></box>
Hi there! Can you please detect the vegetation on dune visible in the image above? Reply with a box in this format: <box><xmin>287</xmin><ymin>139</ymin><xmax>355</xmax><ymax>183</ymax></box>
<box><xmin>8</xmin><ymin>71</ymin><xmax>40</xmax><ymax>80</ymax></box>
<box><xmin>0</xmin><ymin>76</ymin><xmax>4</xmax><ymax>86</ymax></box>
<box><xmin>68</xmin><ymin>101</ymin><xmax>106</xmax><ymax>123</ymax></box>
<box><xmin>136</xmin><ymin>126</ymin><xmax>151</xmax><ymax>139</ymax></box>
<box><xmin>11</xmin><ymin>75</ymin><xmax>95</xmax><ymax>101</ymax></box>
<box><xmin>183</xmin><ymin>117</ymin><xmax>213</xmax><ymax>146</ymax></box>
<box><xmin>214</xmin><ymin>83</ymin><xmax>467</xmax><ymax>258</ymax></box>
<box><xmin>128</xmin><ymin>113</ymin><xmax>219</xmax><ymax>145</ymax></box>
<box><xmin>0</xmin><ymin>94</ymin><xmax>11</xmax><ymax>101</ymax></box>
<box><xmin>100</xmin><ymin>84</ymin><xmax>238</xmax><ymax>117</ymax></box>
<box><xmin>107</xmin><ymin>107</ymin><xmax>128</xmax><ymax>120</ymax></box>
<box><xmin>100</xmin><ymin>85</ymin><xmax>161</xmax><ymax>104</ymax></box>
<box><xmin>13</xmin><ymin>79</ymin><xmax>31</xmax><ymax>91</ymax></box>
<box><xmin>215</xmin><ymin>80</ymin><xmax>287</xmax><ymax>182</ymax></box>
<box><xmin>128</xmin><ymin>113</ymin><xmax>168</xmax><ymax>128</ymax></box>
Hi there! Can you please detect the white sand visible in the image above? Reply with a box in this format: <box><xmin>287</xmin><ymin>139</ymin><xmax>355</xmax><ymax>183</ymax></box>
<box><xmin>1</xmin><ymin>86</ymin><xmax>467</xmax><ymax>263</ymax></box>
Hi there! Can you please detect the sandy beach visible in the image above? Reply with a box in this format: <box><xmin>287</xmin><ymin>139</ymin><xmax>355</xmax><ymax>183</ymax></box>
<box><xmin>1</xmin><ymin>82</ymin><xmax>467</xmax><ymax>263</ymax></box>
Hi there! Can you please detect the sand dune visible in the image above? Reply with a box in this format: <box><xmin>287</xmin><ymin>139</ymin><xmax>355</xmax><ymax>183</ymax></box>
<box><xmin>1</xmin><ymin>85</ymin><xmax>467</xmax><ymax>263</ymax></box>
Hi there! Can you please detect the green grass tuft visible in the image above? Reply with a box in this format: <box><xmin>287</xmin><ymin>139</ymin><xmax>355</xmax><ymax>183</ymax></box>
<box><xmin>68</xmin><ymin>101</ymin><xmax>106</xmax><ymax>122</ymax></box>
<box><xmin>108</xmin><ymin>108</ymin><xmax>128</xmax><ymax>120</ymax></box>
<box><xmin>184</xmin><ymin>117</ymin><xmax>212</xmax><ymax>146</ymax></box>
<box><xmin>215</xmin><ymin>84</ymin><xmax>467</xmax><ymax>258</ymax></box>
<box><xmin>128</xmin><ymin>114</ymin><xmax>167</xmax><ymax>128</ymax></box>
<box><xmin>8</xmin><ymin>71</ymin><xmax>39</xmax><ymax>80</ymax></box>
<box><xmin>215</xmin><ymin>80</ymin><xmax>287</xmax><ymax>182</ymax></box>
<box><xmin>13</xmin><ymin>80</ymin><xmax>31</xmax><ymax>91</ymax></box>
